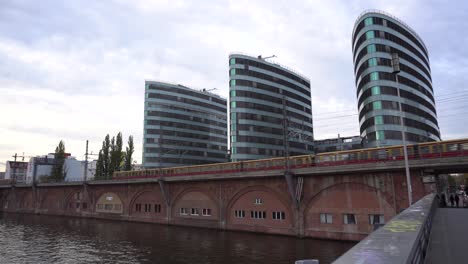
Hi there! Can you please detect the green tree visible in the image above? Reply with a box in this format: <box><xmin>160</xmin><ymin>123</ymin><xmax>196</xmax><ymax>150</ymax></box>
<box><xmin>51</xmin><ymin>140</ymin><xmax>66</xmax><ymax>182</ymax></box>
<box><xmin>123</xmin><ymin>135</ymin><xmax>134</xmax><ymax>171</ymax></box>
<box><xmin>95</xmin><ymin>150</ymin><xmax>104</xmax><ymax>180</ymax></box>
<box><xmin>95</xmin><ymin>135</ymin><xmax>111</xmax><ymax>180</ymax></box>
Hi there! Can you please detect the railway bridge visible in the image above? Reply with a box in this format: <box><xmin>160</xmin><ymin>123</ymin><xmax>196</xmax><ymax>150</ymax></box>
<box><xmin>1</xmin><ymin>142</ymin><xmax>468</xmax><ymax>241</ymax></box>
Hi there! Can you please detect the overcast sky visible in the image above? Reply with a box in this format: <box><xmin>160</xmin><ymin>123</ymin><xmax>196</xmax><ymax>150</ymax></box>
<box><xmin>1</xmin><ymin>0</ymin><xmax>467</xmax><ymax>171</ymax></box>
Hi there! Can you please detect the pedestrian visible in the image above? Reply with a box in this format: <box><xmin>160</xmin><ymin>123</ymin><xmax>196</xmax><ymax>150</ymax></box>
<box><xmin>440</xmin><ymin>193</ymin><xmax>447</xmax><ymax>208</ymax></box>
<box><xmin>450</xmin><ymin>194</ymin><xmax>455</xmax><ymax>207</ymax></box>
<box><xmin>455</xmin><ymin>195</ymin><xmax>460</xmax><ymax>208</ymax></box>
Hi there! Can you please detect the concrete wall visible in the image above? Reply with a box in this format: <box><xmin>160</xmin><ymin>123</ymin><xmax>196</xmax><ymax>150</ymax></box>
<box><xmin>0</xmin><ymin>170</ymin><xmax>429</xmax><ymax>241</ymax></box>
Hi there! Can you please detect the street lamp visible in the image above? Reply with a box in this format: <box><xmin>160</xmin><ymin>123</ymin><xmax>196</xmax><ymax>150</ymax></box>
<box><xmin>391</xmin><ymin>53</ymin><xmax>413</xmax><ymax>206</ymax></box>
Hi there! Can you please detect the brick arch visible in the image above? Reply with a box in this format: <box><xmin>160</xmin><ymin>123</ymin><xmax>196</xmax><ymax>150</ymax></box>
<box><xmin>171</xmin><ymin>187</ymin><xmax>219</xmax><ymax>222</ymax></box>
<box><xmin>303</xmin><ymin>182</ymin><xmax>395</xmax><ymax>240</ymax></box>
<box><xmin>17</xmin><ymin>191</ymin><xmax>33</xmax><ymax>210</ymax></box>
<box><xmin>225</xmin><ymin>185</ymin><xmax>295</xmax><ymax>233</ymax></box>
<box><xmin>39</xmin><ymin>189</ymin><xmax>66</xmax><ymax>211</ymax></box>
<box><xmin>95</xmin><ymin>192</ymin><xmax>124</xmax><ymax>214</ymax></box>
<box><xmin>64</xmin><ymin>189</ymin><xmax>89</xmax><ymax>212</ymax></box>
<box><xmin>1</xmin><ymin>190</ymin><xmax>14</xmax><ymax>210</ymax></box>
<box><xmin>128</xmin><ymin>189</ymin><xmax>165</xmax><ymax>217</ymax></box>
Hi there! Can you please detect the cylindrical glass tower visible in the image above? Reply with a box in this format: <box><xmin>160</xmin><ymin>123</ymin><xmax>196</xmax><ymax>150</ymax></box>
<box><xmin>229</xmin><ymin>53</ymin><xmax>314</xmax><ymax>161</ymax></box>
<box><xmin>352</xmin><ymin>10</ymin><xmax>440</xmax><ymax>147</ymax></box>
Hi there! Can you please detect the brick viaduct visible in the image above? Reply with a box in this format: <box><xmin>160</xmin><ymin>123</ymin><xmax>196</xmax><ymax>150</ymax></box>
<box><xmin>1</xmin><ymin>157</ymin><xmax>441</xmax><ymax>242</ymax></box>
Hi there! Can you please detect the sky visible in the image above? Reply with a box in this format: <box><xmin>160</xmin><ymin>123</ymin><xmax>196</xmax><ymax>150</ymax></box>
<box><xmin>1</xmin><ymin>0</ymin><xmax>468</xmax><ymax>171</ymax></box>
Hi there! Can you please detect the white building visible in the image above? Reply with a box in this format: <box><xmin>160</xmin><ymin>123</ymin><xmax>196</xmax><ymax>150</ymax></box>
<box><xmin>25</xmin><ymin>154</ymin><xmax>96</xmax><ymax>183</ymax></box>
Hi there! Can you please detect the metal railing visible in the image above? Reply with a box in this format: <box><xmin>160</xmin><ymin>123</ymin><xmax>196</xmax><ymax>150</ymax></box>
<box><xmin>333</xmin><ymin>193</ymin><xmax>437</xmax><ymax>264</ymax></box>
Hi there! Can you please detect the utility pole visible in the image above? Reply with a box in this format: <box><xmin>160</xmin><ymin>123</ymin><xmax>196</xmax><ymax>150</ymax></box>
<box><xmin>84</xmin><ymin>140</ymin><xmax>89</xmax><ymax>182</ymax></box>
<box><xmin>391</xmin><ymin>52</ymin><xmax>412</xmax><ymax>206</ymax></box>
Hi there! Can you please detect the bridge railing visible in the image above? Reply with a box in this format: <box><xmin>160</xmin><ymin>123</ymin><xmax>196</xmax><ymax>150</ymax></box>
<box><xmin>333</xmin><ymin>193</ymin><xmax>437</xmax><ymax>264</ymax></box>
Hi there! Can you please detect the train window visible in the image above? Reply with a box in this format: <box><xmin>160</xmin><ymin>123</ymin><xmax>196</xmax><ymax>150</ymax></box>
<box><xmin>420</xmin><ymin>146</ymin><xmax>430</xmax><ymax>155</ymax></box>
<box><xmin>461</xmin><ymin>143</ymin><xmax>468</xmax><ymax>150</ymax></box>
<box><xmin>447</xmin><ymin>144</ymin><xmax>459</xmax><ymax>151</ymax></box>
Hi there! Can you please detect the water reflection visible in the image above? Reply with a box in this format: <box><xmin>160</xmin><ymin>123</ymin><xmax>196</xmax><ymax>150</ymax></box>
<box><xmin>0</xmin><ymin>213</ymin><xmax>354</xmax><ymax>264</ymax></box>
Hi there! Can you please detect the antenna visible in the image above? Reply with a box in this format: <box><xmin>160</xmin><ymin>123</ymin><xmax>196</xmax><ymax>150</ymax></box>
<box><xmin>202</xmin><ymin>88</ymin><xmax>217</xmax><ymax>92</ymax></box>
<box><xmin>258</xmin><ymin>55</ymin><xmax>277</xmax><ymax>60</ymax></box>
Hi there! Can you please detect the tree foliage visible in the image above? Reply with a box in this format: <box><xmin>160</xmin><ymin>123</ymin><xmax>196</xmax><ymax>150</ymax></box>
<box><xmin>95</xmin><ymin>132</ymin><xmax>133</xmax><ymax>180</ymax></box>
<box><xmin>124</xmin><ymin>135</ymin><xmax>134</xmax><ymax>171</ymax></box>
<box><xmin>51</xmin><ymin>140</ymin><xmax>67</xmax><ymax>182</ymax></box>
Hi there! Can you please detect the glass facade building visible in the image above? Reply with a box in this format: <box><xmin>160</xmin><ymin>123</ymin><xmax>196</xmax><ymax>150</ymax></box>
<box><xmin>229</xmin><ymin>54</ymin><xmax>314</xmax><ymax>161</ymax></box>
<box><xmin>143</xmin><ymin>81</ymin><xmax>228</xmax><ymax>168</ymax></box>
<box><xmin>352</xmin><ymin>10</ymin><xmax>441</xmax><ymax>147</ymax></box>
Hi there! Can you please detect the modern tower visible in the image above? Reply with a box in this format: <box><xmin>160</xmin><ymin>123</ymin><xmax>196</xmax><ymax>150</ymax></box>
<box><xmin>229</xmin><ymin>53</ymin><xmax>314</xmax><ymax>161</ymax></box>
<box><xmin>143</xmin><ymin>81</ymin><xmax>228</xmax><ymax>168</ymax></box>
<box><xmin>352</xmin><ymin>10</ymin><xmax>440</xmax><ymax>147</ymax></box>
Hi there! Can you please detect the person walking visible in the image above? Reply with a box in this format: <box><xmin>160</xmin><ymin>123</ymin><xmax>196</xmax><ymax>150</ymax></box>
<box><xmin>455</xmin><ymin>194</ymin><xmax>460</xmax><ymax>208</ymax></box>
<box><xmin>450</xmin><ymin>194</ymin><xmax>455</xmax><ymax>207</ymax></box>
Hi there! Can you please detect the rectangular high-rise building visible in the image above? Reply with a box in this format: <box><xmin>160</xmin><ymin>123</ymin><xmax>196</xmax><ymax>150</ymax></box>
<box><xmin>229</xmin><ymin>53</ymin><xmax>314</xmax><ymax>161</ymax></box>
<box><xmin>143</xmin><ymin>81</ymin><xmax>228</xmax><ymax>168</ymax></box>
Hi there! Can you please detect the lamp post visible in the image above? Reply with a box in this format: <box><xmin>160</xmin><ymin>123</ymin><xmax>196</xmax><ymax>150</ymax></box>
<box><xmin>391</xmin><ymin>53</ymin><xmax>413</xmax><ymax>206</ymax></box>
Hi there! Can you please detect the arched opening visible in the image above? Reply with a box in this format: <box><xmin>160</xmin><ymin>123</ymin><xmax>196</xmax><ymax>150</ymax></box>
<box><xmin>130</xmin><ymin>190</ymin><xmax>165</xmax><ymax>218</ymax></box>
<box><xmin>172</xmin><ymin>190</ymin><xmax>218</xmax><ymax>222</ymax></box>
<box><xmin>95</xmin><ymin>192</ymin><xmax>123</xmax><ymax>214</ymax></box>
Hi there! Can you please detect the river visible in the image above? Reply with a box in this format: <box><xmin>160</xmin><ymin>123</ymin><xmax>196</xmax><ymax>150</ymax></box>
<box><xmin>0</xmin><ymin>213</ymin><xmax>354</xmax><ymax>264</ymax></box>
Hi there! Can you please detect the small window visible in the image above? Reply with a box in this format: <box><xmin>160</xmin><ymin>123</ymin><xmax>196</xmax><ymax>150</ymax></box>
<box><xmin>191</xmin><ymin>208</ymin><xmax>199</xmax><ymax>216</ymax></box>
<box><xmin>230</xmin><ymin>79</ymin><xmax>236</xmax><ymax>87</ymax></box>
<box><xmin>255</xmin><ymin>198</ymin><xmax>263</xmax><ymax>205</ymax></box>
<box><xmin>202</xmin><ymin>208</ymin><xmax>212</xmax><ymax>216</ymax></box>
<box><xmin>373</xmin><ymin>101</ymin><xmax>382</xmax><ymax>110</ymax></box>
<box><xmin>369</xmin><ymin>214</ymin><xmax>385</xmax><ymax>224</ymax></box>
<box><xmin>370</xmin><ymin>72</ymin><xmax>379</xmax><ymax>81</ymax></box>
<box><xmin>97</xmin><ymin>204</ymin><xmax>103</xmax><ymax>209</ymax></box>
<box><xmin>231</xmin><ymin>101</ymin><xmax>236</xmax><ymax>108</ymax></box>
<box><xmin>365</xmin><ymin>31</ymin><xmax>375</xmax><ymax>40</ymax></box>
<box><xmin>180</xmin><ymin>208</ymin><xmax>188</xmax><ymax>215</ymax></box>
<box><xmin>364</xmin><ymin>17</ymin><xmax>373</xmax><ymax>26</ymax></box>
<box><xmin>154</xmin><ymin>204</ymin><xmax>161</xmax><ymax>213</ymax></box>
<box><xmin>320</xmin><ymin>213</ymin><xmax>333</xmax><ymax>224</ymax></box>
<box><xmin>272</xmin><ymin>211</ymin><xmax>286</xmax><ymax>220</ymax></box>
<box><xmin>371</xmin><ymin>86</ymin><xmax>380</xmax><ymax>95</ymax></box>
<box><xmin>368</xmin><ymin>58</ymin><xmax>377</xmax><ymax>67</ymax></box>
<box><xmin>82</xmin><ymin>203</ymin><xmax>87</xmax><ymax>209</ymax></box>
<box><xmin>230</xmin><ymin>58</ymin><xmax>235</xmax><ymax>65</ymax></box>
<box><xmin>230</xmin><ymin>68</ymin><xmax>236</xmax><ymax>76</ymax></box>
<box><xmin>104</xmin><ymin>204</ymin><xmax>113</xmax><ymax>210</ymax></box>
<box><xmin>375</xmin><ymin>116</ymin><xmax>384</xmax><ymax>125</ymax></box>
<box><xmin>367</xmin><ymin>44</ymin><xmax>376</xmax><ymax>53</ymax></box>
<box><xmin>230</xmin><ymin>90</ymin><xmax>236</xmax><ymax>97</ymax></box>
<box><xmin>343</xmin><ymin>214</ymin><xmax>357</xmax><ymax>224</ymax></box>
<box><xmin>231</xmin><ymin>136</ymin><xmax>236</xmax><ymax>143</ymax></box>
<box><xmin>376</xmin><ymin>130</ymin><xmax>385</xmax><ymax>140</ymax></box>
<box><xmin>234</xmin><ymin>210</ymin><xmax>245</xmax><ymax>218</ymax></box>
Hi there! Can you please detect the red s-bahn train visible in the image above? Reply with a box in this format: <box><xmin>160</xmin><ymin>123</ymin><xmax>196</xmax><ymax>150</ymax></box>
<box><xmin>113</xmin><ymin>138</ymin><xmax>468</xmax><ymax>180</ymax></box>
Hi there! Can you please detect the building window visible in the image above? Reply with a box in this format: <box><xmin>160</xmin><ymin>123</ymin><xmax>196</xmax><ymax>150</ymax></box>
<box><xmin>135</xmin><ymin>203</ymin><xmax>142</xmax><ymax>212</ymax></box>
<box><xmin>154</xmin><ymin>204</ymin><xmax>161</xmax><ymax>213</ymax></box>
<box><xmin>272</xmin><ymin>211</ymin><xmax>286</xmax><ymax>220</ymax></box>
<box><xmin>180</xmin><ymin>208</ymin><xmax>188</xmax><ymax>215</ymax></box>
<box><xmin>367</xmin><ymin>44</ymin><xmax>376</xmax><ymax>53</ymax></box>
<box><xmin>231</xmin><ymin>101</ymin><xmax>236</xmax><ymax>108</ymax></box>
<box><xmin>231</xmin><ymin>135</ymin><xmax>236</xmax><ymax>143</ymax></box>
<box><xmin>234</xmin><ymin>210</ymin><xmax>245</xmax><ymax>218</ymax></box>
<box><xmin>250</xmin><ymin>211</ymin><xmax>266</xmax><ymax>219</ymax></box>
<box><xmin>254</xmin><ymin>198</ymin><xmax>263</xmax><ymax>205</ymax></box>
<box><xmin>202</xmin><ymin>208</ymin><xmax>211</xmax><ymax>216</ymax></box>
<box><xmin>368</xmin><ymin>57</ymin><xmax>377</xmax><ymax>67</ymax></box>
<box><xmin>230</xmin><ymin>90</ymin><xmax>236</xmax><ymax>97</ymax></box>
<box><xmin>230</xmin><ymin>58</ymin><xmax>235</xmax><ymax>65</ymax></box>
<box><xmin>364</xmin><ymin>17</ymin><xmax>373</xmax><ymax>26</ymax></box>
<box><xmin>372</xmin><ymin>100</ymin><xmax>382</xmax><ymax>110</ymax></box>
<box><xmin>76</xmin><ymin>203</ymin><xmax>80</xmax><ymax>209</ymax></box>
<box><xmin>230</xmin><ymin>68</ymin><xmax>236</xmax><ymax>76</ymax></box>
<box><xmin>145</xmin><ymin>204</ymin><xmax>151</xmax><ymax>212</ymax></box>
<box><xmin>365</xmin><ymin>31</ymin><xmax>375</xmax><ymax>40</ymax></box>
<box><xmin>191</xmin><ymin>208</ymin><xmax>199</xmax><ymax>216</ymax></box>
<box><xmin>376</xmin><ymin>130</ymin><xmax>385</xmax><ymax>140</ymax></box>
<box><xmin>370</xmin><ymin>72</ymin><xmax>379</xmax><ymax>81</ymax></box>
<box><xmin>230</xmin><ymin>79</ymin><xmax>236</xmax><ymax>87</ymax></box>
<box><xmin>343</xmin><ymin>214</ymin><xmax>357</xmax><ymax>224</ymax></box>
<box><xmin>320</xmin><ymin>213</ymin><xmax>333</xmax><ymax>224</ymax></box>
<box><xmin>97</xmin><ymin>204</ymin><xmax>103</xmax><ymax>210</ymax></box>
<box><xmin>104</xmin><ymin>204</ymin><xmax>113</xmax><ymax>210</ymax></box>
<box><xmin>375</xmin><ymin>115</ymin><xmax>384</xmax><ymax>125</ymax></box>
<box><xmin>369</xmin><ymin>214</ymin><xmax>385</xmax><ymax>224</ymax></box>
<box><xmin>371</xmin><ymin>86</ymin><xmax>380</xmax><ymax>95</ymax></box>
<box><xmin>232</xmin><ymin>147</ymin><xmax>237</xmax><ymax>154</ymax></box>
<box><xmin>82</xmin><ymin>203</ymin><xmax>87</xmax><ymax>209</ymax></box>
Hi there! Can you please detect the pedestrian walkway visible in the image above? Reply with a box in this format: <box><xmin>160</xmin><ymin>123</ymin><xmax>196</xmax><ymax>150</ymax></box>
<box><xmin>426</xmin><ymin>208</ymin><xmax>468</xmax><ymax>263</ymax></box>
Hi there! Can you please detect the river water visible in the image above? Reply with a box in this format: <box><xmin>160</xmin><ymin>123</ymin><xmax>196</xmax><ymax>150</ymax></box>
<box><xmin>0</xmin><ymin>213</ymin><xmax>354</xmax><ymax>264</ymax></box>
